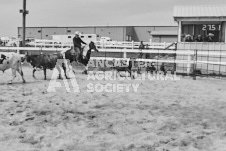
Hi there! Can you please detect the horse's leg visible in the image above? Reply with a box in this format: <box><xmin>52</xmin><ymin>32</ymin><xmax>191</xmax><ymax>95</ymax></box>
<box><xmin>43</xmin><ymin>68</ymin><xmax>47</xmax><ymax>80</ymax></box>
<box><xmin>62</xmin><ymin>63</ymin><xmax>69</xmax><ymax>79</ymax></box>
<box><xmin>82</xmin><ymin>65</ymin><xmax>88</xmax><ymax>74</ymax></box>
<box><xmin>8</xmin><ymin>68</ymin><xmax>17</xmax><ymax>84</ymax></box>
<box><xmin>33</xmin><ymin>68</ymin><xmax>36</xmax><ymax>79</ymax></box>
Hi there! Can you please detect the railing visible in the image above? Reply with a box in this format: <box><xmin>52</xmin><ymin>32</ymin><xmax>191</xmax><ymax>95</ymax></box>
<box><xmin>25</xmin><ymin>40</ymin><xmax>175</xmax><ymax>50</ymax></box>
<box><xmin>0</xmin><ymin>46</ymin><xmax>68</xmax><ymax>54</ymax></box>
<box><xmin>1</xmin><ymin>42</ymin><xmax>226</xmax><ymax>77</ymax></box>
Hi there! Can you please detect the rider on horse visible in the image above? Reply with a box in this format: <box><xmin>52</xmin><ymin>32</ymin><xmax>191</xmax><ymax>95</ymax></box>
<box><xmin>73</xmin><ymin>31</ymin><xmax>87</xmax><ymax>62</ymax></box>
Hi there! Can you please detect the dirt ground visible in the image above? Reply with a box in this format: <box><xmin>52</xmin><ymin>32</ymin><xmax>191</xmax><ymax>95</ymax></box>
<box><xmin>0</xmin><ymin>65</ymin><xmax>226</xmax><ymax>151</ymax></box>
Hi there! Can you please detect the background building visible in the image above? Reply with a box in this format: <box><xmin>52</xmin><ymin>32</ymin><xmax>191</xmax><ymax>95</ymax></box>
<box><xmin>18</xmin><ymin>26</ymin><xmax>178</xmax><ymax>43</ymax></box>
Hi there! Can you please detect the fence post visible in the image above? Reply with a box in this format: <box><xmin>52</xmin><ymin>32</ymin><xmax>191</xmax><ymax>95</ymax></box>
<box><xmin>187</xmin><ymin>50</ymin><xmax>191</xmax><ymax>75</ymax></box>
<box><xmin>187</xmin><ymin>43</ymin><xmax>192</xmax><ymax>75</ymax></box>
<box><xmin>193</xmin><ymin>49</ymin><xmax>197</xmax><ymax>80</ymax></box>
<box><xmin>132</xmin><ymin>40</ymin><xmax>134</xmax><ymax>50</ymax></box>
<box><xmin>123</xmin><ymin>48</ymin><xmax>127</xmax><ymax>58</ymax></box>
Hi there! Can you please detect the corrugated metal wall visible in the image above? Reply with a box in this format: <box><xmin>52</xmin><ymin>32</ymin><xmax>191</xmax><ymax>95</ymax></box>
<box><xmin>18</xmin><ymin>27</ymin><xmax>42</xmax><ymax>39</ymax></box>
<box><xmin>41</xmin><ymin>28</ymin><xmax>67</xmax><ymax>39</ymax></box>
<box><xmin>18</xmin><ymin>26</ymin><xmax>178</xmax><ymax>42</ymax></box>
<box><xmin>67</xmin><ymin>27</ymin><xmax>95</xmax><ymax>35</ymax></box>
<box><xmin>95</xmin><ymin>27</ymin><xmax>124</xmax><ymax>41</ymax></box>
<box><xmin>132</xmin><ymin>26</ymin><xmax>154</xmax><ymax>42</ymax></box>
<box><xmin>159</xmin><ymin>36</ymin><xmax>177</xmax><ymax>43</ymax></box>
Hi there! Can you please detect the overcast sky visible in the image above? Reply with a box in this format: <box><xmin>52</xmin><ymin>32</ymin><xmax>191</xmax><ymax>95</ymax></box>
<box><xmin>0</xmin><ymin>0</ymin><xmax>225</xmax><ymax>37</ymax></box>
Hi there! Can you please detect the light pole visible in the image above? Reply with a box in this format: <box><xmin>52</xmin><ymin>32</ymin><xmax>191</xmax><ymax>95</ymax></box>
<box><xmin>20</xmin><ymin>0</ymin><xmax>29</xmax><ymax>47</ymax></box>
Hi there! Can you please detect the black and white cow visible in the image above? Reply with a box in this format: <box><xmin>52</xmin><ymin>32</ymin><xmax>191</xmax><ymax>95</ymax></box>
<box><xmin>0</xmin><ymin>53</ymin><xmax>25</xmax><ymax>84</ymax></box>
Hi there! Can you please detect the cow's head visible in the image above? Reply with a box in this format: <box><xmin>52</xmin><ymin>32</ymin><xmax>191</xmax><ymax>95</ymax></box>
<box><xmin>0</xmin><ymin>54</ymin><xmax>6</xmax><ymax>64</ymax></box>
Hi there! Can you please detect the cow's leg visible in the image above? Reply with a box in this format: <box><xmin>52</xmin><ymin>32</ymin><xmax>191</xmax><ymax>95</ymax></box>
<box><xmin>125</xmin><ymin>68</ymin><xmax>135</xmax><ymax>79</ymax></box>
<box><xmin>17</xmin><ymin>66</ymin><xmax>25</xmax><ymax>83</ymax></box>
<box><xmin>33</xmin><ymin>68</ymin><xmax>36</xmax><ymax>79</ymax></box>
<box><xmin>113</xmin><ymin>68</ymin><xmax>120</xmax><ymax>78</ymax></box>
<box><xmin>55</xmin><ymin>65</ymin><xmax>62</xmax><ymax>79</ymax></box>
<box><xmin>8</xmin><ymin>68</ymin><xmax>17</xmax><ymax>84</ymax></box>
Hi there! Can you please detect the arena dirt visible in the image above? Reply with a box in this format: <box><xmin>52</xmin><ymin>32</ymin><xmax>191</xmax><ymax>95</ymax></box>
<box><xmin>0</xmin><ymin>66</ymin><xmax>226</xmax><ymax>151</ymax></box>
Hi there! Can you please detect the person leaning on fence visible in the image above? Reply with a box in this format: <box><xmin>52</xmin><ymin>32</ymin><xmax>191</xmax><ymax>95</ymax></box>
<box><xmin>73</xmin><ymin>31</ymin><xmax>87</xmax><ymax>62</ymax></box>
<box><xmin>138</xmin><ymin>41</ymin><xmax>145</xmax><ymax>58</ymax></box>
<box><xmin>205</xmin><ymin>33</ymin><xmax>215</xmax><ymax>42</ymax></box>
<box><xmin>137</xmin><ymin>41</ymin><xmax>145</xmax><ymax>74</ymax></box>
<box><xmin>145</xmin><ymin>44</ymin><xmax>150</xmax><ymax>59</ymax></box>
<box><xmin>185</xmin><ymin>34</ymin><xmax>193</xmax><ymax>42</ymax></box>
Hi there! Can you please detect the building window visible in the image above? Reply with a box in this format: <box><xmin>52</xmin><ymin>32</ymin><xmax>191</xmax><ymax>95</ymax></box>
<box><xmin>126</xmin><ymin>35</ymin><xmax>132</xmax><ymax>41</ymax></box>
<box><xmin>88</xmin><ymin>36</ymin><xmax>92</xmax><ymax>38</ymax></box>
<box><xmin>182</xmin><ymin>24</ymin><xmax>221</xmax><ymax>42</ymax></box>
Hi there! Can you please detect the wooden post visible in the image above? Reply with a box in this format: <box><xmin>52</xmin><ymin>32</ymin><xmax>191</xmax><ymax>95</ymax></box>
<box><xmin>224</xmin><ymin>22</ymin><xmax>226</xmax><ymax>43</ymax></box>
<box><xmin>22</xmin><ymin>0</ymin><xmax>27</xmax><ymax>47</ymax></box>
<box><xmin>178</xmin><ymin>21</ymin><xmax>182</xmax><ymax>42</ymax></box>
<box><xmin>187</xmin><ymin>43</ymin><xmax>191</xmax><ymax>75</ymax></box>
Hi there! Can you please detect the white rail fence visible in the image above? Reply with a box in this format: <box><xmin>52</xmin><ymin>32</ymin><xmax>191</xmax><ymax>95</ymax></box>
<box><xmin>26</xmin><ymin>40</ymin><xmax>176</xmax><ymax>50</ymax></box>
<box><xmin>0</xmin><ymin>42</ymin><xmax>226</xmax><ymax>76</ymax></box>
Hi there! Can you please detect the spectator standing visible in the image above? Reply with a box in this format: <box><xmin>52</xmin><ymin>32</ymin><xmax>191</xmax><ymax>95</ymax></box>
<box><xmin>206</xmin><ymin>33</ymin><xmax>214</xmax><ymax>42</ymax></box>
<box><xmin>138</xmin><ymin>41</ymin><xmax>145</xmax><ymax>58</ymax></box>
<box><xmin>185</xmin><ymin>34</ymin><xmax>193</xmax><ymax>42</ymax></box>
<box><xmin>195</xmin><ymin>35</ymin><xmax>203</xmax><ymax>42</ymax></box>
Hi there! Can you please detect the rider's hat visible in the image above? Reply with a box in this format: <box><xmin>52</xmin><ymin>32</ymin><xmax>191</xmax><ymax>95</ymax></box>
<box><xmin>75</xmin><ymin>31</ymin><xmax>80</xmax><ymax>35</ymax></box>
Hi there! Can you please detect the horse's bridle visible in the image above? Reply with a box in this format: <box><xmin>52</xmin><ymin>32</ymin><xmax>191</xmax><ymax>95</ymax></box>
<box><xmin>82</xmin><ymin>48</ymin><xmax>91</xmax><ymax>60</ymax></box>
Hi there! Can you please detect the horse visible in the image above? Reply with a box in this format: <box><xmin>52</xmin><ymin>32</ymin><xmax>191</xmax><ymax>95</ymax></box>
<box><xmin>0</xmin><ymin>52</ymin><xmax>25</xmax><ymax>84</ymax></box>
<box><xmin>65</xmin><ymin>41</ymin><xmax>99</xmax><ymax>74</ymax></box>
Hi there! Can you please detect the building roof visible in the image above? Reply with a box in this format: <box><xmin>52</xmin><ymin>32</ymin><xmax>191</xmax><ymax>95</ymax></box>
<box><xmin>150</xmin><ymin>30</ymin><xmax>177</xmax><ymax>36</ymax></box>
<box><xmin>173</xmin><ymin>5</ymin><xmax>226</xmax><ymax>18</ymax></box>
